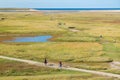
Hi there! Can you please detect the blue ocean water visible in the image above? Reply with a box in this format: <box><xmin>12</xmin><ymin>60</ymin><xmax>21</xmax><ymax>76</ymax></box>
<box><xmin>34</xmin><ymin>8</ymin><xmax>120</xmax><ymax>10</ymax></box>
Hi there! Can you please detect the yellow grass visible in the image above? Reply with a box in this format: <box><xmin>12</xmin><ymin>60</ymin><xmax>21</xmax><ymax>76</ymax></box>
<box><xmin>0</xmin><ymin>11</ymin><xmax>120</xmax><ymax>78</ymax></box>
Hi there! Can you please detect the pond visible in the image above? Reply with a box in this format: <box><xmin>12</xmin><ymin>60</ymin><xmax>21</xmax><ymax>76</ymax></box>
<box><xmin>3</xmin><ymin>35</ymin><xmax>52</xmax><ymax>42</ymax></box>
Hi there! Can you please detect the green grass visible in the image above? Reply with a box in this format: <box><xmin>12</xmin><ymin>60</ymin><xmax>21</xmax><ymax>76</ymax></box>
<box><xmin>0</xmin><ymin>42</ymin><xmax>105</xmax><ymax>62</ymax></box>
<box><xmin>0</xmin><ymin>75</ymin><xmax>118</xmax><ymax>80</ymax></box>
<box><xmin>0</xmin><ymin>42</ymin><xmax>112</xmax><ymax>71</ymax></box>
<box><xmin>0</xmin><ymin>11</ymin><xmax>120</xmax><ymax>79</ymax></box>
<box><xmin>101</xmin><ymin>68</ymin><xmax>120</xmax><ymax>75</ymax></box>
<box><xmin>102</xmin><ymin>43</ymin><xmax>120</xmax><ymax>61</ymax></box>
<box><xmin>0</xmin><ymin>59</ymin><xmax>86</xmax><ymax>76</ymax></box>
<box><xmin>0</xmin><ymin>59</ymin><xmax>113</xmax><ymax>80</ymax></box>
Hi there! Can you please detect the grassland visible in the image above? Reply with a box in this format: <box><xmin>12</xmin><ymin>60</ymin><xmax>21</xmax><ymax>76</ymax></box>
<box><xmin>0</xmin><ymin>11</ymin><xmax>120</xmax><ymax>79</ymax></box>
<box><xmin>0</xmin><ymin>58</ymin><xmax>83</xmax><ymax>76</ymax></box>
<box><xmin>0</xmin><ymin>58</ymin><xmax>117</xmax><ymax>80</ymax></box>
<box><xmin>0</xmin><ymin>12</ymin><xmax>66</xmax><ymax>35</ymax></box>
<box><xmin>0</xmin><ymin>75</ymin><xmax>118</xmax><ymax>80</ymax></box>
<box><xmin>0</xmin><ymin>42</ymin><xmax>111</xmax><ymax>69</ymax></box>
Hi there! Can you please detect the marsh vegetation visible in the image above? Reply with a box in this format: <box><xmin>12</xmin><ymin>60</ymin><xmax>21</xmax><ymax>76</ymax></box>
<box><xmin>0</xmin><ymin>11</ymin><xmax>120</xmax><ymax>79</ymax></box>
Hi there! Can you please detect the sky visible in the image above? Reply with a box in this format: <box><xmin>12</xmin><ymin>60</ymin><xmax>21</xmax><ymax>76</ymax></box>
<box><xmin>0</xmin><ymin>0</ymin><xmax>120</xmax><ymax>8</ymax></box>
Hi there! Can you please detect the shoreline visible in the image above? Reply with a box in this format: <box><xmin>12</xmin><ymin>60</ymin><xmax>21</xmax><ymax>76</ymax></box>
<box><xmin>31</xmin><ymin>8</ymin><xmax>120</xmax><ymax>12</ymax></box>
<box><xmin>0</xmin><ymin>9</ymin><xmax>120</xmax><ymax>13</ymax></box>
<box><xmin>0</xmin><ymin>8</ymin><xmax>120</xmax><ymax>12</ymax></box>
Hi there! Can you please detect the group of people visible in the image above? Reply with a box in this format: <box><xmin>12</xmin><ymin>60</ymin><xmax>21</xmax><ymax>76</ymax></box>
<box><xmin>44</xmin><ymin>58</ymin><xmax>62</xmax><ymax>68</ymax></box>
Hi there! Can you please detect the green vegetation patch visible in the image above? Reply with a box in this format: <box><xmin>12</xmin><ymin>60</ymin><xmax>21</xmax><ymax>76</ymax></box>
<box><xmin>0</xmin><ymin>59</ymin><xmax>84</xmax><ymax>76</ymax></box>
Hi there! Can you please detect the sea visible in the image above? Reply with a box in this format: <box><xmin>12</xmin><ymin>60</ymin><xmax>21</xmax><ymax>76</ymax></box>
<box><xmin>32</xmin><ymin>8</ymin><xmax>120</xmax><ymax>14</ymax></box>
<box><xmin>0</xmin><ymin>8</ymin><xmax>120</xmax><ymax>12</ymax></box>
<box><xmin>34</xmin><ymin>8</ymin><xmax>120</xmax><ymax>11</ymax></box>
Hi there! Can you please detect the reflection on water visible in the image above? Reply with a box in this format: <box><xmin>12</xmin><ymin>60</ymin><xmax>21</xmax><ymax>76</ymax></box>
<box><xmin>3</xmin><ymin>35</ymin><xmax>52</xmax><ymax>42</ymax></box>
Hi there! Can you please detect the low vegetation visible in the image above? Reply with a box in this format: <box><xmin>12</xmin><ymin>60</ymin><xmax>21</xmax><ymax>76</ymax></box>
<box><xmin>0</xmin><ymin>59</ymin><xmax>83</xmax><ymax>76</ymax></box>
<box><xmin>0</xmin><ymin>11</ymin><xmax>120</xmax><ymax>79</ymax></box>
<box><xmin>0</xmin><ymin>59</ymin><xmax>118</xmax><ymax>80</ymax></box>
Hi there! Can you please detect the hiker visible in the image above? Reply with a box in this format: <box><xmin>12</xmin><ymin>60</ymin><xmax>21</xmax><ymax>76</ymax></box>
<box><xmin>59</xmin><ymin>61</ymin><xmax>62</xmax><ymax>68</ymax></box>
<box><xmin>44</xmin><ymin>58</ymin><xmax>48</xmax><ymax>66</ymax></box>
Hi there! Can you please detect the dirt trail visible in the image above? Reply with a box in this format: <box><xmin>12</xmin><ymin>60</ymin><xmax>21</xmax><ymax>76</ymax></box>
<box><xmin>69</xmin><ymin>29</ymin><xmax>79</xmax><ymax>32</ymax></box>
<box><xmin>110</xmin><ymin>62</ymin><xmax>120</xmax><ymax>69</ymax></box>
<box><xmin>0</xmin><ymin>56</ymin><xmax>120</xmax><ymax>78</ymax></box>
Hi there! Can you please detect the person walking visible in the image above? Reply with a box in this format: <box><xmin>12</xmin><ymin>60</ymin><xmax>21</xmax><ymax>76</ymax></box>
<box><xmin>59</xmin><ymin>61</ymin><xmax>62</xmax><ymax>69</ymax></box>
<box><xmin>44</xmin><ymin>58</ymin><xmax>48</xmax><ymax>66</ymax></box>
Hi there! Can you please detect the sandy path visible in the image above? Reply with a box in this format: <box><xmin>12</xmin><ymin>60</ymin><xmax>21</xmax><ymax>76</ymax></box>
<box><xmin>69</xmin><ymin>29</ymin><xmax>79</xmax><ymax>32</ymax></box>
<box><xmin>0</xmin><ymin>55</ymin><xmax>120</xmax><ymax>78</ymax></box>
<box><xmin>110</xmin><ymin>62</ymin><xmax>120</xmax><ymax>69</ymax></box>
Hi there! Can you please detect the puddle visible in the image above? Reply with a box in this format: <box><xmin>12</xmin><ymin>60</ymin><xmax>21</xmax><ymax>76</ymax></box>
<box><xmin>2</xmin><ymin>35</ymin><xmax>52</xmax><ymax>42</ymax></box>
